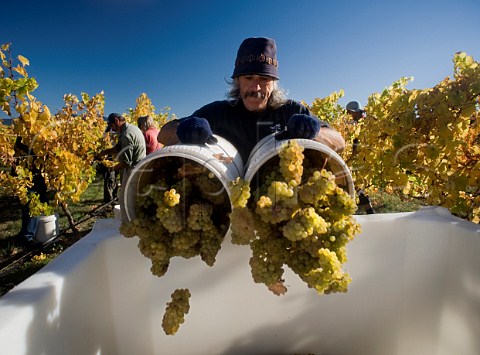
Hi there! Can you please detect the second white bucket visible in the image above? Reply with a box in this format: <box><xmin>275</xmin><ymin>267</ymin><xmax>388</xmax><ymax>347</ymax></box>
<box><xmin>244</xmin><ymin>134</ymin><xmax>355</xmax><ymax>198</ymax></box>
<box><xmin>123</xmin><ymin>135</ymin><xmax>244</xmax><ymax>222</ymax></box>
<box><xmin>34</xmin><ymin>214</ymin><xmax>59</xmax><ymax>243</ymax></box>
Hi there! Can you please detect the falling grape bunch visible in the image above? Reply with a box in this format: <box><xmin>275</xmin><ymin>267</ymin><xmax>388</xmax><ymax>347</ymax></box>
<box><xmin>162</xmin><ymin>289</ymin><xmax>191</xmax><ymax>335</ymax></box>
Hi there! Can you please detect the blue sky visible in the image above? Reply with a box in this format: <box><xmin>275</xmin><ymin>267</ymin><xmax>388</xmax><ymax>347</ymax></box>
<box><xmin>2</xmin><ymin>0</ymin><xmax>479</xmax><ymax>119</ymax></box>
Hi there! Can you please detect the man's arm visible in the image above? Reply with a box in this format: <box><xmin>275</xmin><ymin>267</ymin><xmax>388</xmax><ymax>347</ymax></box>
<box><xmin>111</xmin><ymin>161</ymin><xmax>129</xmax><ymax>172</ymax></box>
<box><xmin>158</xmin><ymin>120</ymin><xmax>181</xmax><ymax>146</ymax></box>
<box><xmin>97</xmin><ymin>145</ymin><xmax>120</xmax><ymax>158</ymax></box>
<box><xmin>314</xmin><ymin>127</ymin><xmax>346</xmax><ymax>153</ymax></box>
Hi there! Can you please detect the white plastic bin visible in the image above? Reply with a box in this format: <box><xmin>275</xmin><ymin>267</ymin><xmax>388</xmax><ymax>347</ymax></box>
<box><xmin>1</xmin><ymin>207</ymin><xmax>479</xmax><ymax>354</ymax></box>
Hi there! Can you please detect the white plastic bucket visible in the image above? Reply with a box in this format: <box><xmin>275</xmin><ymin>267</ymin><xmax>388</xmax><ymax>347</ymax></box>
<box><xmin>244</xmin><ymin>134</ymin><xmax>355</xmax><ymax>197</ymax></box>
<box><xmin>34</xmin><ymin>214</ymin><xmax>58</xmax><ymax>243</ymax></box>
<box><xmin>113</xmin><ymin>204</ymin><xmax>121</xmax><ymax>220</ymax></box>
<box><xmin>123</xmin><ymin>135</ymin><xmax>244</xmax><ymax>222</ymax></box>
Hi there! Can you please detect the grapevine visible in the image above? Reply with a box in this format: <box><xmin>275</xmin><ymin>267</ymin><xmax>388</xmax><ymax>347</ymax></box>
<box><xmin>125</xmin><ymin>92</ymin><xmax>176</xmax><ymax>127</ymax></box>
<box><xmin>0</xmin><ymin>43</ymin><xmax>106</xmax><ymax>232</ymax></box>
<box><xmin>230</xmin><ymin>140</ymin><xmax>361</xmax><ymax>296</ymax></box>
<box><xmin>311</xmin><ymin>52</ymin><xmax>480</xmax><ymax>223</ymax></box>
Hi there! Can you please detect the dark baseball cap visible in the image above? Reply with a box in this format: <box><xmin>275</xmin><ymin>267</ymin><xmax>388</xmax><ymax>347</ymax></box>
<box><xmin>346</xmin><ymin>101</ymin><xmax>365</xmax><ymax>112</ymax></box>
<box><xmin>105</xmin><ymin>113</ymin><xmax>123</xmax><ymax>132</ymax></box>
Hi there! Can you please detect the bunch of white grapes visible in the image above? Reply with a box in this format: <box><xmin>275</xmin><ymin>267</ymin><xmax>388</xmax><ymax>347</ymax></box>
<box><xmin>162</xmin><ymin>289</ymin><xmax>191</xmax><ymax>335</ymax></box>
<box><xmin>230</xmin><ymin>140</ymin><xmax>361</xmax><ymax>296</ymax></box>
<box><xmin>119</xmin><ymin>157</ymin><xmax>231</xmax><ymax>276</ymax></box>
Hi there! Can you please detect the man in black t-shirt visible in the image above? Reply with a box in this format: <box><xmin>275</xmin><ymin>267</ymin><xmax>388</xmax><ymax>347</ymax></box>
<box><xmin>158</xmin><ymin>37</ymin><xmax>345</xmax><ymax>163</ymax></box>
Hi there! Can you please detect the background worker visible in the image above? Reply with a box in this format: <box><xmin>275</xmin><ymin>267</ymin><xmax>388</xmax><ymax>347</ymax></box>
<box><xmin>346</xmin><ymin>100</ymin><xmax>375</xmax><ymax>214</ymax></box>
<box><xmin>137</xmin><ymin>115</ymin><xmax>163</xmax><ymax>155</ymax></box>
<box><xmin>97</xmin><ymin>113</ymin><xmax>146</xmax><ymax>221</ymax></box>
<box><xmin>13</xmin><ymin>137</ymin><xmax>49</xmax><ymax>247</ymax></box>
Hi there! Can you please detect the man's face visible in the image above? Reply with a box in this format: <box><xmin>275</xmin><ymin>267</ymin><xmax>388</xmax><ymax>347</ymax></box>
<box><xmin>238</xmin><ymin>75</ymin><xmax>275</xmax><ymax>112</ymax></box>
<box><xmin>348</xmin><ymin>110</ymin><xmax>365</xmax><ymax>122</ymax></box>
<box><xmin>108</xmin><ymin>118</ymin><xmax>119</xmax><ymax>132</ymax></box>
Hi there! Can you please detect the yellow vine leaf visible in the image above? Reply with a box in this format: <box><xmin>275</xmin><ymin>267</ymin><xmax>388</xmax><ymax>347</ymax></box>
<box><xmin>13</xmin><ymin>65</ymin><xmax>27</xmax><ymax>77</ymax></box>
<box><xmin>17</xmin><ymin>55</ymin><xmax>29</xmax><ymax>66</ymax></box>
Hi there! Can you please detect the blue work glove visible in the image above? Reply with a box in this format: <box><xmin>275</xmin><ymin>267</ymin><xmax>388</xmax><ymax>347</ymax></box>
<box><xmin>275</xmin><ymin>114</ymin><xmax>321</xmax><ymax>140</ymax></box>
<box><xmin>286</xmin><ymin>114</ymin><xmax>320</xmax><ymax>139</ymax></box>
<box><xmin>176</xmin><ymin>117</ymin><xmax>218</xmax><ymax>145</ymax></box>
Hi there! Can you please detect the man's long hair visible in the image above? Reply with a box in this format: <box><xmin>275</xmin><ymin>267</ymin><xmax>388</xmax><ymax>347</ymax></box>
<box><xmin>226</xmin><ymin>78</ymin><xmax>287</xmax><ymax>109</ymax></box>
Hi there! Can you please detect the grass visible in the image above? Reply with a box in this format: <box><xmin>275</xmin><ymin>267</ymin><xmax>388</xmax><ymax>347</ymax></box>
<box><xmin>0</xmin><ymin>177</ymin><xmax>427</xmax><ymax>298</ymax></box>
<box><xmin>363</xmin><ymin>190</ymin><xmax>426</xmax><ymax>214</ymax></box>
<box><xmin>0</xmin><ymin>175</ymin><xmax>115</xmax><ymax>297</ymax></box>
